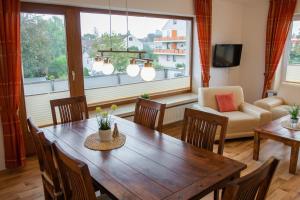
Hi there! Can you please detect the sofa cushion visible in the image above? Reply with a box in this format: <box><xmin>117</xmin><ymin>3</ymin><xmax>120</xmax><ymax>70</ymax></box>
<box><xmin>222</xmin><ymin>111</ymin><xmax>260</xmax><ymax>134</ymax></box>
<box><xmin>278</xmin><ymin>82</ymin><xmax>300</xmax><ymax>105</ymax></box>
<box><xmin>215</xmin><ymin>93</ymin><xmax>237</xmax><ymax>112</ymax></box>
<box><xmin>199</xmin><ymin>86</ymin><xmax>244</xmax><ymax>110</ymax></box>
<box><xmin>271</xmin><ymin>105</ymin><xmax>290</xmax><ymax>120</ymax></box>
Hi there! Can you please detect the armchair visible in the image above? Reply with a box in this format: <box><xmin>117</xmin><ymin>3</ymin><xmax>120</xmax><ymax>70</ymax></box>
<box><xmin>193</xmin><ymin>86</ymin><xmax>272</xmax><ymax>139</ymax></box>
<box><xmin>254</xmin><ymin>82</ymin><xmax>300</xmax><ymax>120</ymax></box>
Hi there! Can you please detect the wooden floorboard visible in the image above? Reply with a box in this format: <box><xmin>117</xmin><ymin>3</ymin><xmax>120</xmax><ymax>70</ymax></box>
<box><xmin>1</xmin><ymin>123</ymin><xmax>300</xmax><ymax>199</ymax></box>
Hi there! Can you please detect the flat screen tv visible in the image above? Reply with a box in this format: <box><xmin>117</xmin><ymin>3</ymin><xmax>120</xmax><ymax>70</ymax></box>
<box><xmin>213</xmin><ymin>44</ymin><xmax>243</xmax><ymax>68</ymax></box>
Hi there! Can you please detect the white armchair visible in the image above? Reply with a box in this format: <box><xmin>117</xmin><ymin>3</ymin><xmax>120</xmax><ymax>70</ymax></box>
<box><xmin>254</xmin><ymin>82</ymin><xmax>300</xmax><ymax>120</ymax></box>
<box><xmin>193</xmin><ymin>86</ymin><xmax>272</xmax><ymax>139</ymax></box>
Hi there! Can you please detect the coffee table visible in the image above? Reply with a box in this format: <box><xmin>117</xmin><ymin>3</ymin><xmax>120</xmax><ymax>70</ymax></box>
<box><xmin>253</xmin><ymin>115</ymin><xmax>300</xmax><ymax>174</ymax></box>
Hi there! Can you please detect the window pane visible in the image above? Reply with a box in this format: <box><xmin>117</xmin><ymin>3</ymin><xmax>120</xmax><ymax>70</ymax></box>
<box><xmin>80</xmin><ymin>12</ymin><xmax>191</xmax><ymax>104</ymax></box>
<box><xmin>21</xmin><ymin>13</ymin><xmax>69</xmax><ymax>125</ymax></box>
<box><xmin>287</xmin><ymin>20</ymin><xmax>300</xmax><ymax>82</ymax></box>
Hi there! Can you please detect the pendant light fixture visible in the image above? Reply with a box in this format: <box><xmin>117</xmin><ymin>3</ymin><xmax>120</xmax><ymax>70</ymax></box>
<box><xmin>92</xmin><ymin>55</ymin><xmax>104</xmax><ymax>73</ymax></box>
<box><xmin>127</xmin><ymin>58</ymin><xmax>140</xmax><ymax>77</ymax></box>
<box><xmin>101</xmin><ymin>0</ymin><xmax>114</xmax><ymax>75</ymax></box>
<box><xmin>125</xmin><ymin>0</ymin><xmax>140</xmax><ymax>77</ymax></box>
<box><xmin>102</xmin><ymin>57</ymin><xmax>114</xmax><ymax>75</ymax></box>
<box><xmin>141</xmin><ymin>60</ymin><xmax>156</xmax><ymax>81</ymax></box>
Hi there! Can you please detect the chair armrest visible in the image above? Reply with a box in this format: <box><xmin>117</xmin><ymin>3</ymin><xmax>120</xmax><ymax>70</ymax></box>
<box><xmin>191</xmin><ymin>104</ymin><xmax>224</xmax><ymax>116</ymax></box>
<box><xmin>240</xmin><ymin>102</ymin><xmax>272</xmax><ymax>125</ymax></box>
<box><xmin>254</xmin><ymin>96</ymin><xmax>284</xmax><ymax>111</ymax></box>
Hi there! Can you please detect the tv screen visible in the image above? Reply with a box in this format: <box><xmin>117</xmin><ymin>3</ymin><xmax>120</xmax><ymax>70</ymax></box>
<box><xmin>213</xmin><ymin>44</ymin><xmax>242</xmax><ymax>68</ymax></box>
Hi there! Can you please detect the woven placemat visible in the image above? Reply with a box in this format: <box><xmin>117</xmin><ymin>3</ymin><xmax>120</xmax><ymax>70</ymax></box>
<box><xmin>281</xmin><ymin>120</ymin><xmax>300</xmax><ymax>131</ymax></box>
<box><xmin>84</xmin><ymin>133</ymin><xmax>126</xmax><ymax>151</ymax></box>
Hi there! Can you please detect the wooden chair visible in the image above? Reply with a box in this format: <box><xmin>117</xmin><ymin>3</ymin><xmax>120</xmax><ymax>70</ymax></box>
<box><xmin>27</xmin><ymin>118</ymin><xmax>63</xmax><ymax>200</ymax></box>
<box><xmin>181</xmin><ymin>108</ymin><xmax>228</xmax><ymax>155</ymax></box>
<box><xmin>133</xmin><ymin>98</ymin><xmax>166</xmax><ymax>132</ymax></box>
<box><xmin>51</xmin><ymin>142</ymin><xmax>109</xmax><ymax>200</ymax></box>
<box><xmin>50</xmin><ymin>95</ymin><xmax>89</xmax><ymax>125</ymax></box>
<box><xmin>222</xmin><ymin>157</ymin><xmax>279</xmax><ymax>200</ymax></box>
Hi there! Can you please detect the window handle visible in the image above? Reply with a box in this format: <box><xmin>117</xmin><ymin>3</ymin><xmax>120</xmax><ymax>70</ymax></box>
<box><xmin>72</xmin><ymin>70</ymin><xmax>76</xmax><ymax>81</ymax></box>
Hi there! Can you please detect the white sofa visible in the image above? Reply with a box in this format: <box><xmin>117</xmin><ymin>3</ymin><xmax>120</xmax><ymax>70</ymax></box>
<box><xmin>193</xmin><ymin>86</ymin><xmax>272</xmax><ymax>139</ymax></box>
<box><xmin>254</xmin><ymin>82</ymin><xmax>300</xmax><ymax>120</ymax></box>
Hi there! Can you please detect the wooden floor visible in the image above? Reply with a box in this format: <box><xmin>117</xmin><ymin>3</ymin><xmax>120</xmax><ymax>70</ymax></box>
<box><xmin>1</xmin><ymin>123</ymin><xmax>300</xmax><ymax>200</ymax></box>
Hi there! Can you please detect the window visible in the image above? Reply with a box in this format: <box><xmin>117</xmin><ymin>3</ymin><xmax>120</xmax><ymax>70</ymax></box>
<box><xmin>80</xmin><ymin>13</ymin><xmax>192</xmax><ymax>104</ymax></box>
<box><xmin>286</xmin><ymin>18</ymin><xmax>300</xmax><ymax>82</ymax></box>
<box><xmin>20</xmin><ymin>3</ymin><xmax>193</xmax><ymax>125</ymax></box>
<box><xmin>21</xmin><ymin>13</ymin><xmax>69</xmax><ymax>125</ymax></box>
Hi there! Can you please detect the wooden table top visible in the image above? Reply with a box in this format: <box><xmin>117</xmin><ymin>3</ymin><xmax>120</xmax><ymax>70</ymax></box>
<box><xmin>256</xmin><ymin>115</ymin><xmax>300</xmax><ymax>142</ymax></box>
<box><xmin>42</xmin><ymin>116</ymin><xmax>246</xmax><ymax>200</ymax></box>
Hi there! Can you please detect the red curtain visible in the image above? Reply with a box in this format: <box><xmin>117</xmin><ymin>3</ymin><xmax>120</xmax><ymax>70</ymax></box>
<box><xmin>194</xmin><ymin>0</ymin><xmax>212</xmax><ymax>87</ymax></box>
<box><xmin>0</xmin><ymin>0</ymin><xmax>26</xmax><ymax>168</ymax></box>
<box><xmin>263</xmin><ymin>0</ymin><xmax>297</xmax><ymax>97</ymax></box>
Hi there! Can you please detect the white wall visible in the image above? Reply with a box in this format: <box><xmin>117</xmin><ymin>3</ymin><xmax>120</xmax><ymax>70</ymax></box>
<box><xmin>210</xmin><ymin>0</ymin><xmax>244</xmax><ymax>87</ymax></box>
<box><xmin>0</xmin><ymin>117</ymin><xmax>5</xmax><ymax>170</ymax></box>
<box><xmin>240</xmin><ymin>0</ymin><xmax>269</xmax><ymax>102</ymax></box>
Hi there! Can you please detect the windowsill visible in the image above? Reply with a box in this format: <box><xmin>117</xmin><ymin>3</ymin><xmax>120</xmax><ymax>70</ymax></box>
<box><xmin>89</xmin><ymin>92</ymin><xmax>198</xmax><ymax>118</ymax></box>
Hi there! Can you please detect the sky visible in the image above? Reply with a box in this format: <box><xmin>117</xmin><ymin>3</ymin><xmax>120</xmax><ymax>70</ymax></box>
<box><xmin>80</xmin><ymin>13</ymin><xmax>168</xmax><ymax>38</ymax></box>
<box><xmin>292</xmin><ymin>21</ymin><xmax>300</xmax><ymax>35</ymax></box>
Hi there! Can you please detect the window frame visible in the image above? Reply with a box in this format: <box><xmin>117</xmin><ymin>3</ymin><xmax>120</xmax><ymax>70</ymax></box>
<box><xmin>20</xmin><ymin>2</ymin><xmax>194</xmax><ymax>108</ymax></box>
<box><xmin>282</xmin><ymin>14</ymin><xmax>300</xmax><ymax>84</ymax></box>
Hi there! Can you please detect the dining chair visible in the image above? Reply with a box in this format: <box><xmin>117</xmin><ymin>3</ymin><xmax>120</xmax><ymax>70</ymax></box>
<box><xmin>222</xmin><ymin>157</ymin><xmax>279</xmax><ymax>200</ymax></box>
<box><xmin>51</xmin><ymin>142</ymin><xmax>109</xmax><ymax>200</ymax></box>
<box><xmin>181</xmin><ymin>108</ymin><xmax>228</xmax><ymax>155</ymax></box>
<box><xmin>133</xmin><ymin>97</ymin><xmax>166</xmax><ymax>132</ymax></box>
<box><xmin>50</xmin><ymin>95</ymin><xmax>89</xmax><ymax>125</ymax></box>
<box><xmin>27</xmin><ymin>118</ymin><xmax>63</xmax><ymax>200</ymax></box>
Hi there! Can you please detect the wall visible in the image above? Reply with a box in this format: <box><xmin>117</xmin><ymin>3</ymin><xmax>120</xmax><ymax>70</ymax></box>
<box><xmin>240</xmin><ymin>0</ymin><xmax>269</xmax><ymax>102</ymax></box>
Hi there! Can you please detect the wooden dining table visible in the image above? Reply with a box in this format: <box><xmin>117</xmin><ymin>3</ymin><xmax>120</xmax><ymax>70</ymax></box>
<box><xmin>42</xmin><ymin>116</ymin><xmax>246</xmax><ymax>200</ymax></box>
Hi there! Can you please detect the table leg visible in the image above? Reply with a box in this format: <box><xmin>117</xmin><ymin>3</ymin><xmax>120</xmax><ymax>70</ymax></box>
<box><xmin>290</xmin><ymin>143</ymin><xmax>299</xmax><ymax>174</ymax></box>
<box><xmin>253</xmin><ymin>131</ymin><xmax>260</xmax><ymax>160</ymax></box>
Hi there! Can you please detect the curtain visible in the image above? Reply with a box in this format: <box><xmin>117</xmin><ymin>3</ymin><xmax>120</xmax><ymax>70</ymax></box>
<box><xmin>194</xmin><ymin>0</ymin><xmax>212</xmax><ymax>87</ymax></box>
<box><xmin>0</xmin><ymin>0</ymin><xmax>26</xmax><ymax>168</ymax></box>
<box><xmin>263</xmin><ymin>0</ymin><xmax>297</xmax><ymax>97</ymax></box>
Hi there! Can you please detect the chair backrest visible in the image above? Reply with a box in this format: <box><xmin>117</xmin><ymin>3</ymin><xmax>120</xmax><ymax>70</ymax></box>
<box><xmin>51</xmin><ymin>142</ymin><xmax>97</xmax><ymax>200</ymax></box>
<box><xmin>222</xmin><ymin>157</ymin><xmax>279</xmax><ymax>200</ymax></box>
<box><xmin>50</xmin><ymin>96</ymin><xmax>89</xmax><ymax>125</ymax></box>
<box><xmin>133</xmin><ymin>98</ymin><xmax>166</xmax><ymax>132</ymax></box>
<box><xmin>38</xmin><ymin>132</ymin><xmax>62</xmax><ymax>195</ymax></box>
<box><xmin>181</xmin><ymin>108</ymin><xmax>228</xmax><ymax>155</ymax></box>
<box><xmin>27</xmin><ymin>118</ymin><xmax>44</xmax><ymax>171</ymax></box>
<box><xmin>277</xmin><ymin>82</ymin><xmax>300</xmax><ymax>105</ymax></box>
<box><xmin>198</xmin><ymin>86</ymin><xmax>245</xmax><ymax>110</ymax></box>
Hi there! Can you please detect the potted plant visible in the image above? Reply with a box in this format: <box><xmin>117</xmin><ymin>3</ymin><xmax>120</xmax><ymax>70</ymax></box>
<box><xmin>96</xmin><ymin>104</ymin><xmax>118</xmax><ymax>142</ymax></box>
<box><xmin>289</xmin><ymin>105</ymin><xmax>300</xmax><ymax>127</ymax></box>
<box><xmin>140</xmin><ymin>93</ymin><xmax>150</xmax><ymax>99</ymax></box>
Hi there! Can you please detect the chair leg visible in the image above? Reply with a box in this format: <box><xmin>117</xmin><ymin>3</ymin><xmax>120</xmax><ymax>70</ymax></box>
<box><xmin>214</xmin><ymin>189</ymin><xmax>219</xmax><ymax>200</ymax></box>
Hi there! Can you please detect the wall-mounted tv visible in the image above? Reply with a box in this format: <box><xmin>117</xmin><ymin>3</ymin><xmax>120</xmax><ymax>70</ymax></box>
<box><xmin>213</xmin><ymin>44</ymin><xmax>243</xmax><ymax>68</ymax></box>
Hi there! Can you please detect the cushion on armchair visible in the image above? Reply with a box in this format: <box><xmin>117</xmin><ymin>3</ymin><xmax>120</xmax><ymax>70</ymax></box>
<box><xmin>215</xmin><ymin>93</ymin><xmax>237</xmax><ymax>112</ymax></box>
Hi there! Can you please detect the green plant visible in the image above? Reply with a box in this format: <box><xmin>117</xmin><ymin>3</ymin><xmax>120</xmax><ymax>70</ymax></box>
<box><xmin>289</xmin><ymin>105</ymin><xmax>300</xmax><ymax>119</ymax></box>
<box><xmin>140</xmin><ymin>93</ymin><xmax>150</xmax><ymax>99</ymax></box>
<box><xmin>96</xmin><ymin>104</ymin><xmax>118</xmax><ymax>130</ymax></box>
<box><xmin>175</xmin><ymin>63</ymin><xmax>185</xmax><ymax>69</ymax></box>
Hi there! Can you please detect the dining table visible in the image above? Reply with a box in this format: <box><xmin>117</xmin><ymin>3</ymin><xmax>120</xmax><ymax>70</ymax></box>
<box><xmin>42</xmin><ymin>116</ymin><xmax>246</xmax><ymax>200</ymax></box>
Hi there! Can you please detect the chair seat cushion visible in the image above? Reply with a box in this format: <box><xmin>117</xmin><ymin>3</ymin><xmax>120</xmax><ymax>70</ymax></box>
<box><xmin>271</xmin><ymin>105</ymin><xmax>290</xmax><ymax>120</ymax></box>
<box><xmin>215</xmin><ymin>93</ymin><xmax>237</xmax><ymax>112</ymax></box>
<box><xmin>222</xmin><ymin>111</ymin><xmax>260</xmax><ymax>134</ymax></box>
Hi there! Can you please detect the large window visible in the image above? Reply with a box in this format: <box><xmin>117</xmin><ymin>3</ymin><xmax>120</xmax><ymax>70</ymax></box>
<box><xmin>20</xmin><ymin>3</ymin><xmax>193</xmax><ymax>126</ymax></box>
<box><xmin>80</xmin><ymin>13</ymin><xmax>192</xmax><ymax>104</ymax></box>
<box><xmin>286</xmin><ymin>18</ymin><xmax>300</xmax><ymax>82</ymax></box>
<box><xmin>21</xmin><ymin>13</ymin><xmax>69</xmax><ymax>125</ymax></box>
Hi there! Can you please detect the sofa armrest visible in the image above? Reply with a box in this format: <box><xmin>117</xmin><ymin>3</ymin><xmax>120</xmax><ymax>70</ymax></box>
<box><xmin>240</xmin><ymin>102</ymin><xmax>272</xmax><ymax>125</ymax></box>
<box><xmin>191</xmin><ymin>104</ymin><xmax>224</xmax><ymax>116</ymax></box>
<box><xmin>254</xmin><ymin>96</ymin><xmax>284</xmax><ymax>111</ymax></box>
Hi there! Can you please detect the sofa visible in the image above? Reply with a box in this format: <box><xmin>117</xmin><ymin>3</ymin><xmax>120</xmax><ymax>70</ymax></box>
<box><xmin>254</xmin><ymin>82</ymin><xmax>300</xmax><ymax>120</ymax></box>
<box><xmin>193</xmin><ymin>86</ymin><xmax>272</xmax><ymax>139</ymax></box>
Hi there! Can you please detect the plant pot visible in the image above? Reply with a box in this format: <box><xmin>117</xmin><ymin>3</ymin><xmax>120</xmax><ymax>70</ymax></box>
<box><xmin>99</xmin><ymin>129</ymin><xmax>112</xmax><ymax>142</ymax></box>
<box><xmin>290</xmin><ymin>118</ymin><xmax>299</xmax><ymax>128</ymax></box>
